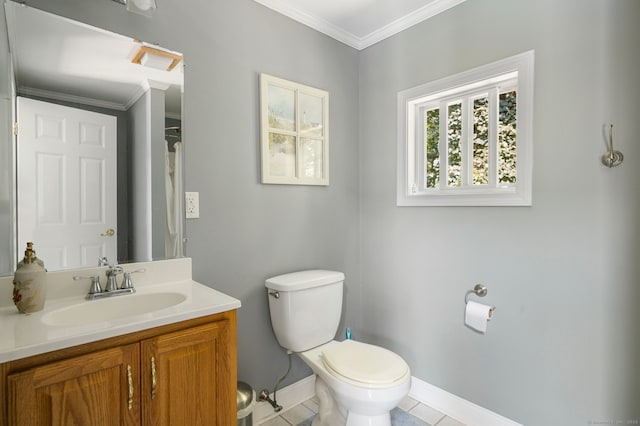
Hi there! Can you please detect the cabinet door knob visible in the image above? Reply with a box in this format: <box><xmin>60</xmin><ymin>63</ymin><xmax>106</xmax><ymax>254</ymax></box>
<box><xmin>127</xmin><ymin>365</ymin><xmax>134</xmax><ymax>411</ymax></box>
<box><xmin>151</xmin><ymin>356</ymin><xmax>157</xmax><ymax>400</ymax></box>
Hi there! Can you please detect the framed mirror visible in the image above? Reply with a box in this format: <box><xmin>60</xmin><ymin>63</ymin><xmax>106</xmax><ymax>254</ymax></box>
<box><xmin>0</xmin><ymin>1</ymin><xmax>185</xmax><ymax>275</ymax></box>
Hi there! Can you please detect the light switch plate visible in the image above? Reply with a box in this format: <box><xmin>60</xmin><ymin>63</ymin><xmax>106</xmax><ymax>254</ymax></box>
<box><xmin>185</xmin><ymin>192</ymin><xmax>199</xmax><ymax>219</ymax></box>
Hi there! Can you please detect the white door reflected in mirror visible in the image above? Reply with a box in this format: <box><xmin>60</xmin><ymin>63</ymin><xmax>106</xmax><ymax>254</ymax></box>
<box><xmin>17</xmin><ymin>97</ymin><xmax>117</xmax><ymax>270</ymax></box>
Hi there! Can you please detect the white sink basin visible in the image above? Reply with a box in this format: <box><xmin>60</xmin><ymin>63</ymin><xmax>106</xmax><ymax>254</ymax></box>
<box><xmin>42</xmin><ymin>292</ymin><xmax>187</xmax><ymax>326</ymax></box>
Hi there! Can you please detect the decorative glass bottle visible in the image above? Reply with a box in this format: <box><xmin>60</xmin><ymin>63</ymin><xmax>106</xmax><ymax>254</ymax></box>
<box><xmin>12</xmin><ymin>242</ymin><xmax>47</xmax><ymax>314</ymax></box>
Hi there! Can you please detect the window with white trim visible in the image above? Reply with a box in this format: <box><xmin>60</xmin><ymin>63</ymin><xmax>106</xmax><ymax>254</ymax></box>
<box><xmin>397</xmin><ymin>51</ymin><xmax>534</xmax><ymax>206</ymax></box>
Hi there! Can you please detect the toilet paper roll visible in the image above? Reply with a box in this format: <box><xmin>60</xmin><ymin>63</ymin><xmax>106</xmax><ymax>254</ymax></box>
<box><xmin>465</xmin><ymin>301</ymin><xmax>494</xmax><ymax>333</ymax></box>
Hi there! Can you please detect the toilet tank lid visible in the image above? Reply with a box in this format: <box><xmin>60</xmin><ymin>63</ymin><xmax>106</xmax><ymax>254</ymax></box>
<box><xmin>265</xmin><ymin>270</ymin><xmax>344</xmax><ymax>291</ymax></box>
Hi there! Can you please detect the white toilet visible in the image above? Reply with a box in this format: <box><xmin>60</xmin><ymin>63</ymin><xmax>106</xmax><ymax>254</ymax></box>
<box><xmin>265</xmin><ymin>270</ymin><xmax>411</xmax><ymax>426</ymax></box>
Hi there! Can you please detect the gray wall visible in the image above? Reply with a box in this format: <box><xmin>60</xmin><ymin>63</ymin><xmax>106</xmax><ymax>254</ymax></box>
<box><xmin>358</xmin><ymin>0</ymin><xmax>640</xmax><ymax>424</ymax></box>
<box><xmin>3</xmin><ymin>0</ymin><xmax>639</xmax><ymax>424</ymax></box>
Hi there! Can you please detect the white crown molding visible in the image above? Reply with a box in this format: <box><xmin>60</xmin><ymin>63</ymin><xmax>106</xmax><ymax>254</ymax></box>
<box><xmin>253</xmin><ymin>0</ymin><xmax>467</xmax><ymax>50</ymax></box>
<box><xmin>253</xmin><ymin>0</ymin><xmax>361</xmax><ymax>48</ymax></box>
<box><xmin>358</xmin><ymin>0</ymin><xmax>468</xmax><ymax>49</ymax></box>
<box><xmin>19</xmin><ymin>82</ymin><xmax>153</xmax><ymax>113</ymax></box>
<box><xmin>124</xmin><ymin>81</ymin><xmax>150</xmax><ymax>111</ymax></box>
<box><xmin>148</xmin><ymin>80</ymin><xmax>171</xmax><ymax>91</ymax></box>
<box><xmin>18</xmin><ymin>86</ymin><xmax>127</xmax><ymax>111</ymax></box>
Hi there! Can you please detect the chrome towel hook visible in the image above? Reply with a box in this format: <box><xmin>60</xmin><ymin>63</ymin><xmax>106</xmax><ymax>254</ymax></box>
<box><xmin>601</xmin><ymin>124</ymin><xmax>623</xmax><ymax>168</ymax></box>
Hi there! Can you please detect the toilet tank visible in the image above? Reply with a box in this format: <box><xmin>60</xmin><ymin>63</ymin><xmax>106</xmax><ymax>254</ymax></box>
<box><xmin>265</xmin><ymin>270</ymin><xmax>344</xmax><ymax>353</ymax></box>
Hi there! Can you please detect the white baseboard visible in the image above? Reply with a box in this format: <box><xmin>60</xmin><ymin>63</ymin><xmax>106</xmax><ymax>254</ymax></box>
<box><xmin>409</xmin><ymin>377</ymin><xmax>523</xmax><ymax>426</ymax></box>
<box><xmin>253</xmin><ymin>374</ymin><xmax>522</xmax><ymax>426</ymax></box>
<box><xmin>254</xmin><ymin>375</ymin><xmax>316</xmax><ymax>425</ymax></box>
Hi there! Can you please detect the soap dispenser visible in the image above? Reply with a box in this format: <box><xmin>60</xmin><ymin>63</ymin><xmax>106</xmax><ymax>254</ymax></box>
<box><xmin>12</xmin><ymin>242</ymin><xmax>47</xmax><ymax>314</ymax></box>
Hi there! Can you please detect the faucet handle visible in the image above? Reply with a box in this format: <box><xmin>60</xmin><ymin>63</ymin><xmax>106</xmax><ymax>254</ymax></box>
<box><xmin>121</xmin><ymin>268</ymin><xmax>145</xmax><ymax>290</ymax></box>
<box><xmin>73</xmin><ymin>275</ymin><xmax>102</xmax><ymax>295</ymax></box>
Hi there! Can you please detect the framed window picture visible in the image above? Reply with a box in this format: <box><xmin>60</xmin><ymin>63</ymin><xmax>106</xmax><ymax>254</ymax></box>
<box><xmin>260</xmin><ymin>74</ymin><xmax>329</xmax><ymax>185</ymax></box>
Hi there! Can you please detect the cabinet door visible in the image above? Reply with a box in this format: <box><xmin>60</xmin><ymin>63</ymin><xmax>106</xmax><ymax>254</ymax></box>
<box><xmin>7</xmin><ymin>343</ymin><xmax>140</xmax><ymax>426</ymax></box>
<box><xmin>141</xmin><ymin>321</ymin><xmax>235</xmax><ymax>425</ymax></box>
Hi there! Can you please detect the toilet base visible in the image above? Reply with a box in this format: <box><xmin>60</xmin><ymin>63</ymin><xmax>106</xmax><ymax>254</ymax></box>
<box><xmin>312</xmin><ymin>375</ymin><xmax>346</xmax><ymax>425</ymax></box>
<box><xmin>311</xmin><ymin>375</ymin><xmax>395</xmax><ymax>426</ymax></box>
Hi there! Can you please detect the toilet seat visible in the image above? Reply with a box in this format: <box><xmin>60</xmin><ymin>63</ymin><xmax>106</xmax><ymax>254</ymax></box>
<box><xmin>321</xmin><ymin>340</ymin><xmax>409</xmax><ymax>386</ymax></box>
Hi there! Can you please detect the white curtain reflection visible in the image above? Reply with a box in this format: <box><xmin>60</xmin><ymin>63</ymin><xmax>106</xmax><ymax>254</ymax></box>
<box><xmin>165</xmin><ymin>141</ymin><xmax>184</xmax><ymax>257</ymax></box>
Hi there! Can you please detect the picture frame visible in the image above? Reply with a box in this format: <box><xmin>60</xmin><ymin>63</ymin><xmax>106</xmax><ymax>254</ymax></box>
<box><xmin>260</xmin><ymin>73</ymin><xmax>329</xmax><ymax>185</ymax></box>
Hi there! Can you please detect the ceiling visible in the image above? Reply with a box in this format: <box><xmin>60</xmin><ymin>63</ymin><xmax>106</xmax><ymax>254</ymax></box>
<box><xmin>5</xmin><ymin>1</ymin><xmax>183</xmax><ymax>117</ymax></box>
<box><xmin>253</xmin><ymin>0</ymin><xmax>468</xmax><ymax>50</ymax></box>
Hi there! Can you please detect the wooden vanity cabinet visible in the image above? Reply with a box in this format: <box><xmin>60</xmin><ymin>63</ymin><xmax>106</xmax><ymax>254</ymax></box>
<box><xmin>8</xmin><ymin>343</ymin><xmax>140</xmax><ymax>425</ymax></box>
<box><xmin>141</xmin><ymin>321</ymin><xmax>232</xmax><ymax>425</ymax></box>
<box><xmin>1</xmin><ymin>310</ymin><xmax>237</xmax><ymax>426</ymax></box>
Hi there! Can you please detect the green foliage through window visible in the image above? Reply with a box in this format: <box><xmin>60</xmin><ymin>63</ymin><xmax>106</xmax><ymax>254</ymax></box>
<box><xmin>473</xmin><ymin>97</ymin><xmax>489</xmax><ymax>185</ymax></box>
<box><xmin>447</xmin><ymin>103</ymin><xmax>462</xmax><ymax>187</ymax></box>
<box><xmin>425</xmin><ymin>109</ymin><xmax>439</xmax><ymax>188</ymax></box>
<box><xmin>423</xmin><ymin>90</ymin><xmax>517</xmax><ymax>188</ymax></box>
<box><xmin>498</xmin><ymin>91</ymin><xmax>517</xmax><ymax>184</ymax></box>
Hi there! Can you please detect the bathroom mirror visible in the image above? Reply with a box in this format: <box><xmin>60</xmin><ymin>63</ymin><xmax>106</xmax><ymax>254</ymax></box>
<box><xmin>1</xmin><ymin>1</ymin><xmax>185</xmax><ymax>275</ymax></box>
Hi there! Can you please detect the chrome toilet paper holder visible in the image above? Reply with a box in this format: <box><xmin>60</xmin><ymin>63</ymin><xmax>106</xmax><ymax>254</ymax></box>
<box><xmin>465</xmin><ymin>284</ymin><xmax>488</xmax><ymax>304</ymax></box>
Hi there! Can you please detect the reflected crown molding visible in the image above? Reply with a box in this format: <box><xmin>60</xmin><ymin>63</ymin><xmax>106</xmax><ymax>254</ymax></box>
<box><xmin>18</xmin><ymin>86</ymin><xmax>128</xmax><ymax>111</ymax></box>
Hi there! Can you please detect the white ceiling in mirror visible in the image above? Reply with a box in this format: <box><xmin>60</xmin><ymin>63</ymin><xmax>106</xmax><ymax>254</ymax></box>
<box><xmin>5</xmin><ymin>1</ymin><xmax>182</xmax><ymax>116</ymax></box>
<box><xmin>252</xmin><ymin>0</ymin><xmax>467</xmax><ymax>50</ymax></box>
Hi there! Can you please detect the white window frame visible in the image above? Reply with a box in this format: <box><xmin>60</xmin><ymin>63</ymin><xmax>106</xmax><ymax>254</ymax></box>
<box><xmin>397</xmin><ymin>51</ymin><xmax>534</xmax><ymax>206</ymax></box>
<box><xmin>260</xmin><ymin>74</ymin><xmax>329</xmax><ymax>186</ymax></box>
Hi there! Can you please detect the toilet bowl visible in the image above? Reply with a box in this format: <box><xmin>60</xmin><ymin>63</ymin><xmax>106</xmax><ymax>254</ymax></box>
<box><xmin>298</xmin><ymin>340</ymin><xmax>411</xmax><ymax>426</ymax></box>
<box><xmin>265</xmin><ymin>270</ymin><xmax>411</xmax><ymax>426</ymax></box>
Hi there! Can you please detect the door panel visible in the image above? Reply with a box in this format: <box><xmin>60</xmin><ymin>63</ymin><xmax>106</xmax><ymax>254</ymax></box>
<box><xmin>17</xmin><ymin>97</ymin><xmax>117</xmax><ymax>270</ymax></box>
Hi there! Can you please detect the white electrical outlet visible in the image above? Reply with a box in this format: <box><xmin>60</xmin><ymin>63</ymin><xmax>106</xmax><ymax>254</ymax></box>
<box><xmin>185</xmin><ymin>192</ymin><xmax>199</xmax><ymax>219</ymax></box>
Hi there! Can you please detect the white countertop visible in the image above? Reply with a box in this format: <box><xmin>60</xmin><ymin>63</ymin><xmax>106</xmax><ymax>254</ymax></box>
<box><xmin>0</xmin><ymin>258</ymin><xmax>241</xmax><ymax>363</ymax></box>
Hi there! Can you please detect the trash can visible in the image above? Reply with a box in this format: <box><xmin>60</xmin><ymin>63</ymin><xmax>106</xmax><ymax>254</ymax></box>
<box><xmin>237</xmin><ymin>381</ymin><xmax>256</xmax><ymax>426</ymax></box>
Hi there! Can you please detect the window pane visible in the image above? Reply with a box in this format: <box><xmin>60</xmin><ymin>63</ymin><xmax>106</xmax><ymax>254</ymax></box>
<box><xmin>301</xmin><ymin>138</ymin><xmax>323</xmax><ymax>179</ymax></box>
<box><xmin>498</xmin><ymin>90</ymin><xmax>517</xmax><ymax>184</ymax></box>
<box><xmin>472</xmin><ymin>97</ymin><xmax>489</xmax><ymax>185</ymax></box>
<box><xmin>447</xmin><ymin>102</ymin><xmax>462</xmax><ymax>187</ymax></box>
<box><xmin>269</xmin><ymin>132</ymin><xmax>296</xmax><ymax>177</ymax></box>
<box><xmin>299</xmin><ymin>93</ymin><xmax>324</xmax><ymax>137</ymax></box>
<box><xmin>268</xmin><ymin>85</ymin><xmax>295</xmax><ymax>131</ymax></box>
<box><xmin>425</xmin><ymin>108</ymin><xmax>439</xmax><ymax>188</ymax></box>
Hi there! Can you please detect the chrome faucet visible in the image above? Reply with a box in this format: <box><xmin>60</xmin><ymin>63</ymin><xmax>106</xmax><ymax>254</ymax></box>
<box><xmin>105</xmin><ymin>265</ymin><xmax>124</xmax><ymax>292</ymax></box>
<box><xmin>74</xmin><ymin>266</ymin><xmax>143</xmax><ymax>300</ymax></box>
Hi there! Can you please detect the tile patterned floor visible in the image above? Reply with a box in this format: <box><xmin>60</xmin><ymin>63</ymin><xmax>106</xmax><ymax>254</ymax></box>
<box><xmin>258</xmin><ymin>396</ymin><xmax>466</xmax><ymax>426</ymax></box>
